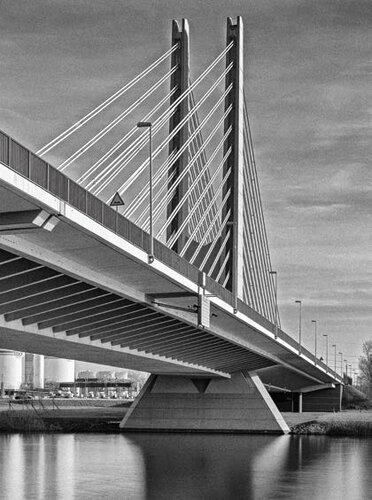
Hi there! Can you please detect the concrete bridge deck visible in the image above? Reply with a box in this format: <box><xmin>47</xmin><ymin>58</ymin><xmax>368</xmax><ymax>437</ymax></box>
<box><xmin>0</xmin><ymin>130</ymin><xmax>343</xmax><ymax>432</ymax></box>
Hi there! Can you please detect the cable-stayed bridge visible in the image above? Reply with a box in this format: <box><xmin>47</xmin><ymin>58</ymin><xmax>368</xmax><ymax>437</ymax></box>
<box><xmin>0</xmin><ymin>17</ymin><xmax>343</xmax><ymax>433</ymax></box>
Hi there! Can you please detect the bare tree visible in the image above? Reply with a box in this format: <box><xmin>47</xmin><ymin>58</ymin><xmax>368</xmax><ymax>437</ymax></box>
<box><xmin>359</xmin><ymin>340</ymin><xmax>372</xmax><ymax>398</ymax></box>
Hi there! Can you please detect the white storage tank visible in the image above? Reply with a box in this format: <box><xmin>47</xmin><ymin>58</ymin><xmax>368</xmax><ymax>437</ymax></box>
<box><xmin>77</xmin><ymin>370</ymin><xmax>95</xmax><ymax>380</ymax></box>
<box><xmin>0</xmin><ymin>350</ymin><xmax>24</xmax><ymax>390</ymax></box>
<box><xmin>24</xmin><ymin>353</ymin><xmax>44</xmax><ymax>389</ymax></box>
<box><xmin>44</xmin><ymin>357</ymin><xmax>75</xmax><ymax>383</ymax></box>
<box><xmin>96</xmin><ymin>371</ymin><xmax>115</xmax><ymax>381</ymax></box>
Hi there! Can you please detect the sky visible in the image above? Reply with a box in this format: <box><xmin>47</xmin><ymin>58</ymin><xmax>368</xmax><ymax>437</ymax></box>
<box><xmin>0</xmin><ymin>0</ymin><xmax>370</xmax><ymax>374</ymax></box>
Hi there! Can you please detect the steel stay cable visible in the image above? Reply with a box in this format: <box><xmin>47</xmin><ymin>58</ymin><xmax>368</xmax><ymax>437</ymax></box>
<box><xmin>188</xmin><ymin>111</ymin><xmax>218</xmax><ymax>239</ymax></box>
<box><xmin>158</xmin><ymin>129</ymin><xmax>230</xmax><ymax>243</ymax></box>
<box><xmin>37</xmin><ymin>44</ymin><xmax>179</xmax><ymax>156</ymax></box>
<box><xmin>79</xmin><ymin>88</ymin><xmax>178</xmax><ymax>187</ymax></box>
<box><xmin>131</xmin><ymin>150</ymin><xmax>179</xmax><ymax>225</ymax></box>
<box><xmin>155</xmin><ymin>111</ymin><xmax>232</xmax><ymax>240</ymax></box>
<box><xmin>98</xmin><ymin>49</ymin><xmax>233</xmax><ymax>198</ymax></box>
<box><xmin>150</xmin><ymin>113</ymin><xmax>231</xmax><ymax>233</ymax></box>
<box><xmin>157</xmin><ymin>96</ymin><xmax>232</xmax><ymax>219</ymax></box>
<box><xmin>58</xmin><ymin>66</ymin><xmax>178</xmax><ymax>172</ymax></box>
<box><xmin>215</xmin><ymin>251</ymin><xmax>231</xmax><ymax>283</ymax></box>
<box><xmin>242</xmin><ymin>167</ymin><xmax>270</xmax><ymax>318</ymax></box>
<box><xmin>243</xmin><ymin>98</ymin><xmax>276</xmax><ymax>305</ymax></box>
<box><xmin>190</xmin><ymin>196</ymin><xmax>232</xmax><ymax>268</ymax></box>
<box><xmin>90</xmin><ymin>90</ymin><xmax>181</xmax><ymax>194</ymax></box>
<box><xmin>187</xmin><ymin>173</ymin><xmax>232</xmax><ymax>264</ymax></box>
<box><xmin>174</xmin><ymin>146</ymin><xmax>232</xmax><ymax>254</ymax></box>
<box><xmin>207</xmin><ymin>232</ymin><xmax>231</xmax><ymax>279</ymax></box>
<box><xmin>242</xmin><ymin>122</ymin><xmax>275</xmax><ymax>321</ymax></box>
<box><xmin>243</xmin><ymin>106</ymin><xmax>278</xmax><ymax>324</ymax></box>
<box><xmin>222</xmin><ymin>271</ymin><xmax>231</xmax><ymax>289</ymax></box>
<box><xmin>113</xmin><ymin>63</ymin><xmax>233</xmax><ymax>199</ymax></box>
<box><xmin>242</xmin><ymin>212</ymin><xmax>263</xmax><ymax>315</ymax></box>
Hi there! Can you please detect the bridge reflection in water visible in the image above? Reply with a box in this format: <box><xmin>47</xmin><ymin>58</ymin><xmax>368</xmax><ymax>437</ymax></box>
<box><xmin>0</xmin><ymin>434</ymin><xmax>371</xmax><ymax>500</ymax></box>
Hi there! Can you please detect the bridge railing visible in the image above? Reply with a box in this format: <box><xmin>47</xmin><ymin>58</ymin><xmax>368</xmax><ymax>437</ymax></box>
<box><xmin>0</xmin><ymin>130</ymin><xmax>341</xmax><ymax>383</ymax></box>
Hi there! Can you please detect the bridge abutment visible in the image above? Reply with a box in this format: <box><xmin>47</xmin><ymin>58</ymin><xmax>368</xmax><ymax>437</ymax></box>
<box><xmin>120</xmin><ymin>371</ymin><xmax>289</xmax><ymax>434</ymax></box>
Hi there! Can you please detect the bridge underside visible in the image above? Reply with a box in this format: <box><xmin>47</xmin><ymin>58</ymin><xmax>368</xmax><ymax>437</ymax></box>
<box><xmin>0</xmin><ymin>160</ymin><xmax>342</xmax><ymax>433</ymax></box>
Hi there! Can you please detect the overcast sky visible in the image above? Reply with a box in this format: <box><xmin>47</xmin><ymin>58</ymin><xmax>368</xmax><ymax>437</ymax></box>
<box><xmin>0</xmin><ymin>0</ymin><xmax>370</xmax><ymax>373</ymax></box>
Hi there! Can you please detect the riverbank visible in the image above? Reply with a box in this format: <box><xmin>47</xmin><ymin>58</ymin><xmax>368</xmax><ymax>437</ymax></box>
<box><xmin>1</xmin><ymin>400</ymin><xmax>371</xmax><ymax>435</ymax></box>
<box><xmin>284</xmin><ymin>409</ymin><xmax>372</xmax><ymax>436</ymax></box>
<box><xmin>0</xmin><ymin>399</ymin><xmax>130</xmax><ymax>432</ymax></box>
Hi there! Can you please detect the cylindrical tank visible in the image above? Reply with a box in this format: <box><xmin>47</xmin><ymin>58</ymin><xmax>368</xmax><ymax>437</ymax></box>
<box><xmin>33</xmin><ymin>354</ymin><xmax>44</xmax><ymax>388</ymax></box>
<box><xmin>0</xmin><ymin>350</ymin><xmax>24</xmax><ymax>390</ymax></box>
<box><xmin>77</xmin><ymin>370</ymin><xmax>95</xmax><ymax>380</ymax></box>
<box><xmin>96</xmin><ymin>371</ymin><xmax>115</xmax><ymax>381</ymax></box>
<box><xmin>24</xmin><ymin>353</ymin><xmax>44</xmax><ymax>389</ymax></box>
<box><xmin>44</xmin><ymin>357</ymin><xmax>75</xmax><ymax>383</ymax></box>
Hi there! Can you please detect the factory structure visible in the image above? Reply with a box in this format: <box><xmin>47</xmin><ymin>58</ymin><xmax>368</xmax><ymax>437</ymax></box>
<box><xmin>0</xmin><ymin>349</ymin><xmax>75</xmax><ymax>393</ymax></box>
<box><xmin>0</xmin><ymin>349</ymin><xmax>137</xmax><ymax>397</ymax></box>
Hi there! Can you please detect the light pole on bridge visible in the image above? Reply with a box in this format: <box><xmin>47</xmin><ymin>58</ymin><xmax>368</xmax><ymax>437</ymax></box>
<box><xmin>137</xmin><ymin>121</ymin><xmax>154</xmax><ymax>264</ymax></box>
<box><xmin>339</xmin><ymin>352</ymin><xmax>343</xmax><ymax>379</ymax></box>
<box><xmin>332</xmin><ymin>344</ymin><xmax>337</xmax><ymax>373</ymax></box>
<box><xmin>311</xmin><ymin>320</ymin><xmax>317</xmax><ymax>364</ymax></box>
<box><xmin>269</xmin><ymin>271</ymin><xmax>278</xmax><ymax>339</ymax></box>
<box><xmin>323</xmin><ymin>334</ymin><xmax>329</xmax><ymax>372</ymax></box>
<box><xmin>294</xmin><ymin>300</ymin><xmax>302</xmax><ymax>354</ymax></box>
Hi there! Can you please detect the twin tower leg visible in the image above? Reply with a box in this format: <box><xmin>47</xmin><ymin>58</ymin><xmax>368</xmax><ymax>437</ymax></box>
<box><xmin>121</xmin><ymin>17</ymin><xmax>288</xmax><ymax>434</ymax></box>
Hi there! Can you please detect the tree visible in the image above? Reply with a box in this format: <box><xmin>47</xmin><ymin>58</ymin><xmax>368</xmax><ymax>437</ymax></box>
<box><xmin>359</xmin><ymin>340</ymin><xmax>372</xmax><ymax>399</ymax></box>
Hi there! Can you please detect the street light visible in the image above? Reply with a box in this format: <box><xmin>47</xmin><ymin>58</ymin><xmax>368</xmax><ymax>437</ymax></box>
<box><xmin>137</xmin><ymin>121</ymin><xmax>154</xmax><ymax>264</ymax></box>
<box><xmin>323</xmin><ymin>334</ymin><xmax>328</xmax><ymax>371</ymax></box>
<box><xmin>339</xmin><ymin>352</ymin><xmax>343</xmax><ymax>378</ymax></box>
<box><xmin>311</xmin><ymin>320</ymin><xmax>317</xmax><ymax>364</ymax></box>
<box><xmin>269</xmin><ymin>271</ymin><xmax>278</xmax><ymax>339</ymax></box>
<box><xmin>344</xmin><ymin>359</ymin><xmax>348</xmax><ymax>381</ymax></box>
<box><xmin>294</xmin><ymin>300</ymin><xmax>302</xmax><ymax>353</ymax></box>
<box><xmin>332</xmin><ymin>344</ymin><xmax>336</xmax><ymax>373</ymax></box>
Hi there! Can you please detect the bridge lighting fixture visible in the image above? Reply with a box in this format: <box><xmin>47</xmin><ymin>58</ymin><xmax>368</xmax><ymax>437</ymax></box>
<box><xmin>294</xmin><ymin>300</ymin><xmax>302</xmax><ymax>353</ymax></box>
<box><xmin>137</xmin><ymin>121</ymin><xmax>154</xmax><ymax>264</ymax></box>
<box><xmin>269</xmin><ymin>271</ymin><xmax>278</xmax><ymax>339</ymax></box>
<box><xmin>311</xmin><ymin>320</ymin><xmax>317</xmax><ymax>364</ymax></box>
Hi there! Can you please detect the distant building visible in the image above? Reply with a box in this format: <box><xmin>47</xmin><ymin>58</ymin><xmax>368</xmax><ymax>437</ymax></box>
<box><xmin>45</xmin><ymin>357</ymin><xmax>75</xmax><ymax>383</ymax></box>
<box><xmin>0</xmin><ymin>350</ymin><xmax>24</xmax><ymax>390</ymax></box>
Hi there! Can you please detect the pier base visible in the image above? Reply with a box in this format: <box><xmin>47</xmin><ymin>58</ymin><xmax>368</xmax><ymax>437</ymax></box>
<box><xmin>120</xmin><ymin>371</ymin><xmax>289</xmax><ymax>434</ymax></box>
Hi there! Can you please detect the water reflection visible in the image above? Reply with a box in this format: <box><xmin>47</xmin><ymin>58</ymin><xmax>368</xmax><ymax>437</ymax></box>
<box><xmin>0</xmin><ymin>433</ymin><xmax>371</xmax><ymax>499</ymax></box>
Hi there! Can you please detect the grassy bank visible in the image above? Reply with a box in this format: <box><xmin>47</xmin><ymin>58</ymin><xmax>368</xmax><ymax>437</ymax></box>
<box><xmin>290</xmin><ymin>408</ymin><xmax>372</xmax><ymax>436</ymax></box>
<box><xmin>292</xmin><ymin>420</ymin><xmax>372</xmax><ymax>437</ymax></box>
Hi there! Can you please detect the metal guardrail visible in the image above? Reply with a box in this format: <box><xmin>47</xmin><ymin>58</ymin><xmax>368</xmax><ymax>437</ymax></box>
<box><xmin>0</xmin><ymin>130</ymin><xmax>341</xmax><ymax>383</ymax></box>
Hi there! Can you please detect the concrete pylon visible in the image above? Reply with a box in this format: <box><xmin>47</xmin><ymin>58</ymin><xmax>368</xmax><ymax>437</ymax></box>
<box><xmin>167</xmin><ymin>19</ymin><xmax>190</xmax><ymax>253</ymax></box>
<box><xmin>223</xmin><ymin>17</ymin><xmax>244</xmax><ymax>306</ymax></box>
<box><xmin>120</xmin><ymin>371</ymin><xmax>289</xmax><ymax>434</ymax></box>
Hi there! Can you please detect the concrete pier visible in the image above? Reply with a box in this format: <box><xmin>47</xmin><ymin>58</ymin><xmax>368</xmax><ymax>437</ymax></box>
<box><xmin>120</xmin><ymin>371</ymin><xmax>290</xmax><ymax>433</ymax></box>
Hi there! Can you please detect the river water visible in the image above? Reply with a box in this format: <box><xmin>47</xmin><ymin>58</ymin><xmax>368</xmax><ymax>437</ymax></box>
<box><xmin>0</xmin><ymin>433</ymin><xmax>371</xmax><ymax>500</ymax></box>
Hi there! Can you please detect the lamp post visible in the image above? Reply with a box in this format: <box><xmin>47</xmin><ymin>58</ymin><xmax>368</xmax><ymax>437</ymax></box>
<box><xmin>323</xmin><ymin>334</ymin><xmax>329</xmax><ymax>371</ymax></box>
<box><xmin>269</xmin><ymin>271</ymin><xmax>278</xmax><ymax>339</ymax></box>
<box><xmin>339</xmin><ymin>352</ymin><xmax>343</xmax><ymax>379</ymax></box>
<box><xmin>311</xmin><ymin>320</ymin><xmax>317</xmax><ymax>364</ymax></box>
<box><xmin>344</xmin><ymin>359</ymin><xmax>348</xmax><ymax>382</ymax></box>
<box><xmin>332</xmin><ymin>344</ymin><xmax>336</xmax><ymax>373</ymax></box>
<box><xmin>137</xmin><ymin>121</ymin><xmax>154</xmax><ymax>264</ymax></box>
<box><xmin>295</xmin><ymin>300</ymin><xmax>302</xmax><ymax>353</ymax></box>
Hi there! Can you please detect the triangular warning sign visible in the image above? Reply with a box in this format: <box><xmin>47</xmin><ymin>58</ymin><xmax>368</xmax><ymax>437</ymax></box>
<box><xmin>110</xmin><ymin>192</ymin><xmax>125</xmax><ymax>207</ymax></box>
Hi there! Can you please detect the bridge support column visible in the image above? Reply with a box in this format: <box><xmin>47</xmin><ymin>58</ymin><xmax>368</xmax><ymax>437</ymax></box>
<box><xmin>223</xmin><ymin>17</ymin><xmax>244</xmax><ymax>305</ymax></box>
<box><xmin>120</xmin><ymin>371</ymin><xmax>289</xmax><ymax>434</ymax></box>
<box><xmin>300</xmin><ymin>384</ymin><xmax>343</xmax><ymax>412</ymax></box>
